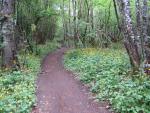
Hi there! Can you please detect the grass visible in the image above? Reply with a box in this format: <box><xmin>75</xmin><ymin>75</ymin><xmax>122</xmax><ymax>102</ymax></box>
<box><xmin>64</xmin><ymin>48</ymin><xmax>150</xmax><ymax>113</ymax></box>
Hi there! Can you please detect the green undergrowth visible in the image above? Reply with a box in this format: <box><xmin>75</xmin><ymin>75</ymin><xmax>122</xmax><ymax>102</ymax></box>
<box><xmin>64</xmin><ymin>48</ymin><xmax>150</xmax><ymax>113</ymax></box>
<box><xmin>0</xmin><ymin>56</ymin><xmax>40</xmax><ymax>113</ymax></box>
<box><xmin>37</xmin><ymin>39</ymin><xmax>61</xmax><ymax>58</ymax></box>
<box><xmin>0</xmin><ymin>40</ymin><xmax>60</xmax><ymax>113</ymax></box>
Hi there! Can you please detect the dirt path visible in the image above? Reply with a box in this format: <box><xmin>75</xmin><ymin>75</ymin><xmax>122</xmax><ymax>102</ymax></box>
<box><xmin>32</xmin><ymin>48</ymin><xmax>111</xmax><ymax>113</ymax></box>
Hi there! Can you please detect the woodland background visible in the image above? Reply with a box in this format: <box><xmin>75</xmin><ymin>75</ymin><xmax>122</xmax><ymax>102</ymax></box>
<box><xmin>1</xmin><ymin>0</ymin><xmax>150</xmax><ymax>113</ymax></box>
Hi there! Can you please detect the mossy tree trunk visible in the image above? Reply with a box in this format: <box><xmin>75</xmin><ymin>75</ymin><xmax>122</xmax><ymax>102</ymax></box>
<box><xmin>0</xmin><ymin>0</ymin><xmax>18</xmax><ymax>68</ymax></box>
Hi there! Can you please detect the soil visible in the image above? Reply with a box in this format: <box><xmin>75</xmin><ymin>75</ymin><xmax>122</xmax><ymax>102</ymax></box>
<box><xmin>32</xmin><ymin>48</ymin><xmax>111</xmax><ymax>113</ymax></box>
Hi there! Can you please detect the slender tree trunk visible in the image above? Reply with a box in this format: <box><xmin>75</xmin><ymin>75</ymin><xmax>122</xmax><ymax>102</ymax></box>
<box><xmin>84</xmin><ymin>0</ymin><xmax>90</xmax><ymax>37</ymax></box>
<box><xmin>142</xmin><ymin>0</ymin><xmax>150</xmax><ymax>62</ymax></box>
<box><xmin>119</xmin><ymin>0</ymin><xmax>141</xmax><ymax>70</ymax></box>
<box><xmin>68</xmin><ymin>0</ymin><xmax>71</xmax><ymax>34</ymax></box>
<box><xmin>113</xmin><ymin>0</ymin><xmax>121</xmax><ymax>32</ymax></box>
<box><xmin>90</xmin><ymin>1</ymin><xmax>94</xmax><ymax>30</ymax></box>
<box><xmin>62</xmin><ymin>0</ymin><xmax>66</xmax><ymax>41</ymax></box>
<box><xmin>134</xmin><ymin>0</ymin><xmax>145</xmax><ymax>68</ymax></box>
<box><xmin>0</xmin><ymin>0</ymin><xmax>18</xmax><ymax>68</ymax></box>
<box><xmin>72</xmin><ymin>0</ymin><xmax>77</xmax><ymax>47</ymax></box>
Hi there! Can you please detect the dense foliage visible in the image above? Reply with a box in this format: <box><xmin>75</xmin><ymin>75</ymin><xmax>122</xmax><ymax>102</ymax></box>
<box><xmin>64</xmin><ymin>48</ymin><xmax>150</xmax><ymax>113</ymax></box>
<box><xmin>0</xmin><ymin>41</ymin><xmax>60</xmax><ymax>112</ymax></box>
<box><xmin>0</xmin><ymin>57</ymin><xmax>40</xmax><ymax>112</ymax></box>
<box><xmin>1</xmin><ymin>0</ymin><xmax>150</xmax><ymax>112</ymax></box>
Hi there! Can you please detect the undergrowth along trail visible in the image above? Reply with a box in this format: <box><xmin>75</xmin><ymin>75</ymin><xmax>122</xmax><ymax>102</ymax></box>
<box><xmin>0</xmin><ymin>41</ymin><xmax>60</xmax><ymax>113</ymax></box>
<box><xmin>64</xmin><ymin>48</ymin><xmax>150</xmax><ymax>113</ymax></box>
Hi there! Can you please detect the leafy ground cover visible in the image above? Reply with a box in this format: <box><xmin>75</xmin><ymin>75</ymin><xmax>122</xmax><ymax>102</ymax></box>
<box><xmin>64</xmin><ymin>48</ymin><xmax>150</xmax><ymax>113</ymax></box>
<box><xmin>0</xmin><ymin>40</ymin><xmax>60</xmax><ymax>113</ymax></box>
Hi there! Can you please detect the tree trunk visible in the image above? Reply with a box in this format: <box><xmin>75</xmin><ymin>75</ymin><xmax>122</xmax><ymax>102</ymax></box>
<box><xmin>68</xmin><ymin>0</ymin><xmax>71</xmax><ymax>34</ymax></box>
<box><xmin>113</xmin><ymin>0</ymin><xmax>121</xmax><ymax>32</ymax></box>
<box><xmin>62</xmin><ymin>0</ymin><xmax>66</xmax><ymax>41</ymax></box>
<box><xmin>72</xmin><ymin>0</ymin><xmax>78</xmax><ymax>47</ymax></box>
<box><xmin>90</xmin><ymin>1</ymin><xmax>94</xmax><ymax>30</ymax></box>
<box><xmin>142</xmin><ymin>0</ymin><xmax>150</xmax><ymax>62</ymax></box>
<box><xmin>0</xmin><ymin>0</ymin><xmax>18</xmax><ymax>68</ymax></box>
<box><xmin>119</xmin><ymin>0</ymin><xmax>141</xmax><ymax>70</ymax></box>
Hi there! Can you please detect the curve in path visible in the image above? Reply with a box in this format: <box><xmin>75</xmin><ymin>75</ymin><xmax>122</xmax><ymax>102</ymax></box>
<box><xmin>32</xmin><ymin>48</ymin><xmax>111</xmax><ymax>113</ymax></box>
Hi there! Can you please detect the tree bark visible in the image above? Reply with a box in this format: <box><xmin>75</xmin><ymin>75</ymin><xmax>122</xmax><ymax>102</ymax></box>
<box><xmin>0</xmin><ymin>0</ymin><xmax>18</xmax><ymax>68</ymax></box>
<box><xmin>90</xmin><ymin>1</ymin><xmax>94</xmax><ymax>30</ymax></box>
<box><xmin>72</xmin><ymin>0</ymin><xmax>78</xmax><ymax>47</ymax></box>
<box><xmin>113</xmin><ymin>0</ymin><xmax>121</xmax><ymax>31</ymax></box>
<box><xmin>142</xmin><ymin>0</ymin><xmax>150</xmax><ymax>62</ymax></box>
<box><xmin>119</xmin><ymin>0</ymin><xmax>141</xmax><ymax>70</ymax></box>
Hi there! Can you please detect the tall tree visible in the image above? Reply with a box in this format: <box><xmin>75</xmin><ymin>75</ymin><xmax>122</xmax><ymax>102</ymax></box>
<box><xmin>113</xmin><ymin>0</ymin><xmax>120</xmax><ymax>31</ymax></box>
<box><xmin>116</xmin><ymin>0</ymin><xmax>150</xmax><ymax>72</ymax></box>
<box><xmin>72</xmin><ymin>0</ymin><xmax>78</xmax><ymax>47</ymax></box>
<box><xmin>142</xmin><ymin>0</ymin><xmax>150</xmax><ymax>63</ymax></box>
<box><xmin>0</xmin><ymin>0</ymin><xmax>18</xmax><ymax>68</ymax></box>
<box><xmin>118</xmin><ymin>0</ymin><xmax>141</xmax><ymax>71</ymax></box>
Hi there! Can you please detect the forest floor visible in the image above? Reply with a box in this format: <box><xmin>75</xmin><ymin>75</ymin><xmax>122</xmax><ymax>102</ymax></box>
<box><xmin>32</xmin><ymin>48</ymin><xmax>110</xmax><ymax>113</ymax></box>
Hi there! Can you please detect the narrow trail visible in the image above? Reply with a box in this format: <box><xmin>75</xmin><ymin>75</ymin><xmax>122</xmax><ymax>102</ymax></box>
<box><xmin>32</xmin><ymin>48</ymin><xmax>111</xmax><ymax>113</ymax></box>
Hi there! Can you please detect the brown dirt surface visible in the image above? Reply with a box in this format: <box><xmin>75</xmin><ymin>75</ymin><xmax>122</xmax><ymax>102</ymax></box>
<box><xmin>32</xmin><ymin>48</ymin><xmax>111</xmax><ymax>113</ymax></box>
